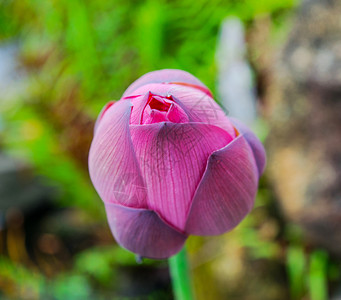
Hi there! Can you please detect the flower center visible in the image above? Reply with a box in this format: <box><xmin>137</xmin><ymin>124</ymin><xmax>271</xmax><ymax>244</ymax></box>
<box><xmin>129</xmin><ymin>92</ymin><xmax>190</xmax><ymax>125</ymax></box>
<box><xmin>148</xmin><ymin>96</ymin><xmax>172</xmax><ymax>112</ymax></box>
<box><xmin>135</xmin><ymin>92</ymin><xmax>189</xmax><ymax>125</ymax></box>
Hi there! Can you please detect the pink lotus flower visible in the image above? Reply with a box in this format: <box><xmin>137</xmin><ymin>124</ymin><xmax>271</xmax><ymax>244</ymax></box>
<box><xmin>89</xmin><ymin>69</ymin><xmax>266</xmax><ymax>259</ymax></box>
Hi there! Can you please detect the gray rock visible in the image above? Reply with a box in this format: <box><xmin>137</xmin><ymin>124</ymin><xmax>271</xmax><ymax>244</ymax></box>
<box><xmin>266</xmin><ymin>0</ymin><xmax>341</xmax><ymax>255</ymax></box>
<box><xmin>0</xmin><ymin>152</ymin><xmax>52</xmax><ymax>228</ymax></box>
<box><xmin>216</xmin><ymin>17</ymin><xmax>257</xmax><ymax>126</ymax></box>
<box><xmin>0</xmin><ymin>42</ymin><xmax>26</xmax><ymax>103</ymax></box>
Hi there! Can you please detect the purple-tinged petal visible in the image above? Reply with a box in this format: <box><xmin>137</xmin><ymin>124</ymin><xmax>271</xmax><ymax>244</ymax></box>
<box><xmin>129</xmin><ymin>122</ymin><xmax>233</xmax><ymax>231</ymax></box>
<box><xmin>94</xmin><ymin>101</ymin><xmax>115</xmax><ymax>133</ymax></box>
<box><xmin>89</xmin><ymin>99</ymin><xmax>147</xmax><ymax>208</ymax></box>
<box><xmin>129</xmin><ymin>83</ymin><xmax>236</xmax><ymax>137</ymax></box>
<box><xmin>230</xmin><ymin>118</ymin><xmax>266</xmax><ymax>176</ymax></box>
<box><xmin>168</xmin><ymin>85</ymin><xmax>234</xmax><ymax>134</ymax></box>
<box><xmin>105</xmin><ymin>203</ymin><xmax>187</xmax><ymax>259</ymax></box>
<box><xmin>185</xmin><ymin>135</ymin><xmax>258</xmax><ymax>235</ymax></box>
<box><xmin>164</xmin><ymin>82</ymin><xmax>212</xmax><ymax>97</ymax></box>
<box><xmin>123</xmin><ymin>69</ymin><xmax>209</xmax><ymax>97</ymax></box>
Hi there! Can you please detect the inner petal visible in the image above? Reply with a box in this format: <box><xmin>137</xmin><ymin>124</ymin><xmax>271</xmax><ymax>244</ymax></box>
<box><xmin>149</xmin><ymin>96</ymin><xmax>171</xmax><ymax>112</ymax></box>
<box><xmin>144</xmin><ymin>108</ymin><xmax>168</xmax><ymax>124</ymax></box>
<box><xmin>137</xmin><ymin>93</ymin><xmax>189</xmax><ymax>125</ymax></box>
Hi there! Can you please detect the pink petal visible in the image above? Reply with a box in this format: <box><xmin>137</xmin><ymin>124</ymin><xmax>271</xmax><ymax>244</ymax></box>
<box><xmin>123</xmin><ymin>69</ymin><xmax>209</xmax><ymax>97</ymax></box>
<box><xmin>231</xmin><ymin>118</ymin><xmax>266</xmax><ymax>176</ymax></box>
<box><xmin>129</xmin><ymin>92</ymin><xmax>190</xmax><ymax>125</ymax></box>
<box><xmin>185</xmin><ymin>135</ymin><xmax>258</xmax><ymax>235</ymax></box>
<box><xmin>88</xmin><ymin>99</ymin><xmax>147</xmax><ymax>208</ymax></box>
<box><xmin>128</xmin><ymin>83</ymin><xmax>236</xmax><ymax>137</ymax></box>
<box><xmin>169</xmin><ymin>86</ymin><xmax>234</xmax><ymax>134</ymax></box>
<box><xmin>143</xmin><ymin>109</ymin><xmax>168</xmax><ymax>124</ymax></box>
<box><xmin>105</xmin><ymin>203</ymin><xmax>187</xmax><ymax>259</ymax></box>
<box><xmin>164</xmin><ymin>82</ymin><xmax>212</xmax><ymax>97</ymax></box>
<box><xmin>129</xmin><ymin>122</ymin><xmax>233</xmax><ymax>231</ymax></box>
<box><xmin>94</xmin><ymin>101</ymin><xmax>115</xmax><ymax>133</ymax></box>
<box><xmin>166</xmin><ymin>102</ymin><xmax>189</xmax><ymax>123</ymax></box>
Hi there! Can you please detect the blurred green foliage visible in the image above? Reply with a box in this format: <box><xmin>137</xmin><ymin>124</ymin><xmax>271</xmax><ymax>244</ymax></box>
<box><xmin>287</xmin><ymin>245</ymin><xmax>306</xmax><ymax>299</ymax></box>
<box><xmin>0</xmin><ymin>0</ymin><xmax>296</xmax><ymax>216</ymax></box>
<box><xmin>2</xmin><ymin>0</ymin><xmax>339</xmax><ymax>300</ymax></box>
<box><xmin>0</xmin><ymin>246</ymin><xmax>164</xmax><ymax>299</ymax></box>
<box><xmin>309</xmin><ymin>250</ymin><xmax>328</xmax><ymax>300</ymax></box>
<box><xmin>1</xmin><ymin>0</ymin><xmax>296</xmax><ymax>107</ymax></box>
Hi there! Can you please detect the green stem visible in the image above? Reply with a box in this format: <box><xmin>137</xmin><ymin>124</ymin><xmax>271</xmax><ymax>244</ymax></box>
<box><xmin>169</xmin><ymin>247</ymin><xmax>194</xmax><ymax>300</ymax></box>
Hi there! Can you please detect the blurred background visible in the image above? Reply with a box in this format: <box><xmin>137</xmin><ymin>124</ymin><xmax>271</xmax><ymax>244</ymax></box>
<box><xmin>1</xmin><ymin>0</ymin><xmax>341</xmax><ymax>299</ymax></box>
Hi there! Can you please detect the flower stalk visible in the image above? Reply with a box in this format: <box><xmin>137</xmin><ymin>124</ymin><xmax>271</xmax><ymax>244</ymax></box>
<box><xmin>169</xmin><ymin>247</ymin><xmax>194</xmax><ymax>300</ymax></box>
